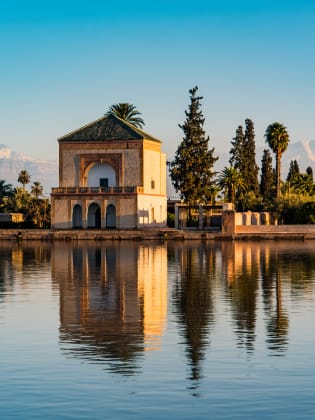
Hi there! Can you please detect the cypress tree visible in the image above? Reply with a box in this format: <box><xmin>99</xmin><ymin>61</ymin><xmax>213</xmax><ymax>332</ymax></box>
<box><xmin>168</xmin><ymin>86</ymin><xmax>218</xmax><ymax>205</ymax></box>
<box><xmin>287</xmin><ymin>159</ymin><xmax>300</xmax><ymax>182</ymax></box>
<box><xmin>243</xmin><ymin>118</ymin><xmax>259</xmax><ymax>193</ymax></box>
<box><xmin>229</xmin><ymin>125</ymin><xmax>245</xmax><ymax>169</ymax></box>
<box><xmin>260</xmin><ymin>149</ymin><xmax>275</xmax><ymax>204</ymax></box>
<box><xmin>306</xmin><ymin>166</ymin><xmax>313</xmax><ymax>181</ymax></box>
<box><xmin>229</xmin><ymin>119</ymin><xmax>259</xmax><ymax>208</ymax></box>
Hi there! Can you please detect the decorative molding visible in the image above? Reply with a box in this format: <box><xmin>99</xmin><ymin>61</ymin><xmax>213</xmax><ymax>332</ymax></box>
<box><xmin>79</xmin><ymin>153</ymin><xmax>123</xmax><ymax>186</ymax></box>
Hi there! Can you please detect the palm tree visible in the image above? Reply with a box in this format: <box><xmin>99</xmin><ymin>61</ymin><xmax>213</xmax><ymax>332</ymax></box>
<box><xmin>208</xmin><ymin>185</ymin><xmax>220</xmax><ymax>205</ymax></box>
<box><xmin>217</xmin><ymin>167</ymin><xmax>246</xmax><ymax>203</ymax></box>
<box><xmin>31</xmin><ymin>181</ymin><xmax>43</xmax><ymax>199</ymax></box>
<box><xmin>17</xmin><ymin>170</ymin><xmax>31</xmax><ymax>190</ymax></box>
<box><xmin>10</xmin><ymin>187</ymin><xmax>31</xmax><ymax>213</ymax></box>
<box><xmin>0</xmin><ymin>180</ymin><xmax>14</xmax><ymax>211</ymax></box>
<box><xmin>106</xmin><ymin>103</ymin><xmax>144</xmax><ymax>128</ymax></box>
<box><xmin>265</xmin><ymin>122</ymin><xmax>290</xmax><ymax>198</ymax></box>
<box><xmin>0</xmin><ymin>180</ymin><xmax>14</xmax><ymax>198</ymax></box>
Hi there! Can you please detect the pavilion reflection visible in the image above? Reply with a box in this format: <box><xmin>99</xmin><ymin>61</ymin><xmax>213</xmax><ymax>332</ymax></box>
<box><xmin>51</xmin><ymin>242</ymin><xmax>167</xmax><ymax>375</ymax></box>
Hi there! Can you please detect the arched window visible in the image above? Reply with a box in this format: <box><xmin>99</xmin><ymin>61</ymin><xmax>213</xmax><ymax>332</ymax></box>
<box><xmin>87</xmin><ymin>163</ymin><xmax>116</xmax><ymax>188</ymax></box>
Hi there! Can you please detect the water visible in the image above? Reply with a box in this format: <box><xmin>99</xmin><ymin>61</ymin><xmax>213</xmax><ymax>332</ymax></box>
<box><xmin>1</xmin><ymin>240</ymin><xmax>315</xmax><ymax>419</ymax></box>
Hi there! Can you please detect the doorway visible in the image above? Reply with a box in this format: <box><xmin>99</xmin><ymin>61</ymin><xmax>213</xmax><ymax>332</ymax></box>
<box><xmin>106</xmin><ymin>204</ymin><xmax>116</xmax><ymax>228</ymax></box>
<box><xmin>88</xmin><ymin>203</ymin><xmax>101</xmax><ymax>228</ymax></box>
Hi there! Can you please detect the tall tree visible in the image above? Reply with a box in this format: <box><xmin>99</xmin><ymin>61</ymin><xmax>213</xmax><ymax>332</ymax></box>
<box><xmin>265</xmin><ymin>122</ymin><xmax>290</xmax><ymax>198</ymax></box>
<box><xmin>229</xmin><ymin>119</ymin><xmax>259</xmax><ymax>201</ymax></box>
<box><xmin>260</xmin><ymin>149</ymin><xmax>275</xmax><ymax>204</ymax></box>
<box><xmin>17</xmin><ymin>170</ymin><xmax>31</xmax><ymax>190</ymax></box>
<box><xmin>243</xmin><ymin>118</ymin><xmax>259</xmax><ymax>193</ymax></box>
<box><xmin>229</xmin><ymin>125</ymin><xmax>245</xmax><ymax>169</ymax></box>
<box><xmin>168</xmin><ymin>86</ymin><xmax>218</xmax><ymax>205</ymax></box>
<box><xmin>287</xmin><ymin>159</ymin><xmax>300</xmax><ymax>182</ymax></box>
<box><xmin>105</xmin><ymin>103</ymin><xmax>144</xmax><ymax>128</ymax></box>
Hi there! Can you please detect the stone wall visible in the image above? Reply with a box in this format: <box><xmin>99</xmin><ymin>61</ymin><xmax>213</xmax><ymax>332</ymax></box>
<box><xmin>235</xmin><ymin>211</ymin><xmax>275</xmax><ymax>226</ymax></box>
<box><xmin>142</xmin><ymin>143</ymin><xmax>166</xmax><ymax>195</ymax></box>
<box><xmin>137</xmin><ymin>194</ymin><xmax>167</xmax><ymax>228</ymax></box>
<box><xmin>236</xmin><ymin>224</ymin><xmax>315</xmax><ymax>237</ymax></box>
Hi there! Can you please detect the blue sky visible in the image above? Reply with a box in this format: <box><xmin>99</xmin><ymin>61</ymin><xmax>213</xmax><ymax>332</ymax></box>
<box><xmin>1</xmin><ymin>0</ymin><xmax>315</xmax><ymax>163</ymax></box>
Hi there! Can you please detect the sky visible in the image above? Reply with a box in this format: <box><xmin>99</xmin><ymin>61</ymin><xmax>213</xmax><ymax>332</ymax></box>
<box><xmin>1</xmin><ymin>0</ymin><xmax>315</xmax><ymax>163</ymax></box>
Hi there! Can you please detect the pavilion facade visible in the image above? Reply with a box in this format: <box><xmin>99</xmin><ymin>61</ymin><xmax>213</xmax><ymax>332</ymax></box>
<box><xmin>51</xmin><ymin>114</ymin><xmax>167</xmax><ymax>229</ymax></box>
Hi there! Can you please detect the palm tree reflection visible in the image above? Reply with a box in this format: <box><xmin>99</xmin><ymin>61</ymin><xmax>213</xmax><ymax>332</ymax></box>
<box><xmin>262</xmin><ymin>247</ymin><xmax>289</xmax><ymax>354</ymax></box>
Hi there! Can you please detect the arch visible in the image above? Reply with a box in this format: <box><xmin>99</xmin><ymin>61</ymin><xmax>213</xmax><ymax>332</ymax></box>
<box><xmin>72</xmin><ymin>204</ymin><xmax>82</xmax><ymax>228</ymax></box>
<box><xmin>88</xmin><ymin>203</ymin><xmax>101</xmax><ymax>228</ymax></box>
<box><xmin>106</xmin><ymin>204</ymin><xmax>116</xmax><ymax>228</ymax></box>
<box><xmin>87</xmin><ymin>163</ymin><xmax>116</xmax><ymax>188</ymax></box>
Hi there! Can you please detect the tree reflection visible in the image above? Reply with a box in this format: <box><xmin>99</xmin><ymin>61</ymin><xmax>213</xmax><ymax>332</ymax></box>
<box><xmin>262</xmin><ymin>246</ymin><xmax>289</xmax><ymax>354</ymax></box>
<box><xmin>266</xmin><ymin>271</ymin><xmax>289</xmax><ymax>353</ymax></box>
<box><xmin>171</xmin><ymin>243</ymin><xmax>215</xmax><ymax>390</ymax></box>
<box><xmin>0</xmin><ymin>241</ymin><xmax>51</xmax><ymax>302</ymax></box>
<box><xmin>223</xmin><ymin>242</ymin><xmax>259</xmax><ymax>353</ymax></box>
<box><xmin>222</xmin><ymin>242</ymin><xmax>291</xmax><ymax>355</ymax></box>
<box><xmin>0</xmin><ymin>244</ymin><xmax>15</xmax><ymax>302</ymax></box>
<box><xmin>2</xmin><ymin>237</ymin><xmax>315</xmax><ymax>377</ymax></box>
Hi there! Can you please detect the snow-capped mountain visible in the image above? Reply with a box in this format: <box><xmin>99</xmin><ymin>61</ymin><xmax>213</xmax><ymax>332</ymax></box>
<box><xmin>0</xmin><ymin>144</ymin><xmax>58</xmax><ymax>195</ymax></box>
<box><xmin>285</xmin><ymin>140</ymin><xmax>315</xmax><ymax>172</ymax></box>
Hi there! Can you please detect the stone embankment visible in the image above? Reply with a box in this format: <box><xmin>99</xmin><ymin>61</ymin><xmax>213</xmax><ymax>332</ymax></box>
<box><xmin>0</xmin><ymin>228</ymin><xmax>224</xmax><ymax>241</ymax></box>
<box><xmin>1</xmin><ymin>226</ymin><xmax>315</xmax><ymax>241</ymax></box>
<box><xmin>235</xmin><ymin>224</ymin><xmax>315</xmax><ymax>239</ymax></box>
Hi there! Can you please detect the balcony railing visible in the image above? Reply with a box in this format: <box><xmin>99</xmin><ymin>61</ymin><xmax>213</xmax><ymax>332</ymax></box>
<box><xmin>51</xmin><ymin>186</ymin><xmax>144</xmax><ymax>194</ymax></box>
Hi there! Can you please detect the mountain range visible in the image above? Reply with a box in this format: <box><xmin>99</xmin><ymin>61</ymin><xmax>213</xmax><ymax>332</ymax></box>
<box><xmin>0</xmin><ymin>144</ymin><xmax>58</xmax><ymax>196</ymax></box>
<box><xmin>1</xmin><ymin>141</ymin><xmax>315</xmax><ymax>198</ymax></box>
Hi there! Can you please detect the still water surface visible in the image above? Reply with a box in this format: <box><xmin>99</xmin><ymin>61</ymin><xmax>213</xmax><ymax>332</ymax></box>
<box><xmin>1</xmin><ymin>240</ymin><xmax>315</xmax><ymax>419</ymax></box>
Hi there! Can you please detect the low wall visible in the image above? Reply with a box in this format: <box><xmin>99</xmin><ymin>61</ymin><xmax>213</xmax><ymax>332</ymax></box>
<box><xmin>236</xmin><ymin>224</ymin><xmax>315</xmax><ymax>239</ymax></box>
<box><xmin>235</xmin><ymin>211</ymin><xmax>275</xmax><ymax>226</ymax></box>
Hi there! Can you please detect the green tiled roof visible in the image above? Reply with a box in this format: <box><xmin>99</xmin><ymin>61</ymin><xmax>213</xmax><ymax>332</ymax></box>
<box><xmin>58</xmin><ymin>114</ymin><xmax>161</xmax><ymax>143</ymax></box>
